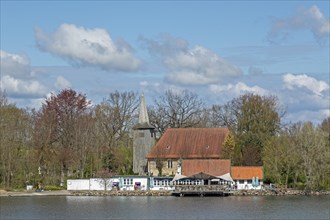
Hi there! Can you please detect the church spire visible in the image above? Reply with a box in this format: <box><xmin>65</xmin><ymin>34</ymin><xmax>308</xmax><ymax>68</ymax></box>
<box><xmin>138</xmin><ymin>93</ymin><xmax>150</xmax><ymax>125</ymax></box>
<box><xmin>135</xmin><ymin>93</ymin><xmax>154</xmax><ymax>129</ymax></box>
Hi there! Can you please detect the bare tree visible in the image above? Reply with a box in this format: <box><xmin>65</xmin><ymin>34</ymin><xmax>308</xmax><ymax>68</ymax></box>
<box><xmin>93</xmin><ymin>91</ymin><xmax>138</xmax><ymax>173</ymax></box>
<box><xmin>94</xmin><ymin>91</ymin><xmax>138</xmax><ymax>147</ymax></box>
<box><xmin>149</xmin><ymin>89</ymin><xmax>205</xmax><ymax>134</ymax></box>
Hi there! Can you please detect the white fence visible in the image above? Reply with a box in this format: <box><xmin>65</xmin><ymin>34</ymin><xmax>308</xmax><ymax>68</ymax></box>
<box><xmin>67</xmin><ymin>179</ymin><xmax>90</xmax><ymax>190</ymax></box>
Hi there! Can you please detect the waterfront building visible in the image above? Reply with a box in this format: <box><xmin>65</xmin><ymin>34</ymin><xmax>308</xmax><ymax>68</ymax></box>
<box><xmin>231</xmin><ymin>166</ymin><xmax>263</xmax><ymax>190</ymax></box>
<box><xmin>145</xmin><ymin>128</ymin><xmax>230</xmax><ymax>176</ymax></box>
<box><xmin>67</xmin><ymin>176</ymin><xmax>150</xmax><ymax>191</ymax></box>
<box><xmin>68</xmin><ymin>95</ymin><xmax>264</xmax><ymax>192</ymax></box>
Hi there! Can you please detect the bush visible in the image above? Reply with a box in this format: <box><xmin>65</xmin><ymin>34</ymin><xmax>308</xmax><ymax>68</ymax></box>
<box><xmin>44</xmin><ymin>185</ymin><xmax>66</xmax><ymax>191</ymax></box>
<box><xmin>295</xmin><ymin>182</ymin><xmax>305</xmax><ymax>190</ymax></box>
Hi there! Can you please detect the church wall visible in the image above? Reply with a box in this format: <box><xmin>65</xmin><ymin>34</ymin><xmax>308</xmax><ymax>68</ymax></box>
<box><xmin>148</xmin><ymin>159</ymin><xmax>179</xmax><ymax>176</ymax></box>
<box><xmin>133</xmin><ymin>129</ymin><xmax>155</xmax><ymax>175</ymax></box>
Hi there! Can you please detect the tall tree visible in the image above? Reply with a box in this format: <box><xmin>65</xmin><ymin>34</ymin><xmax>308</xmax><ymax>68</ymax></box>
<box><xmin>221</xmin><ymin>133</ymin><xmax>235</xmax><ymax>161</ymax></box>
<box><xmin>263</xmin><ymin>122</ymin><xmax>330</xmax><ymax>190</ymax></box>
<box><xmin>320</xmin><ymin>117</ymin><xmax>330</xmax><ymax>143</ymax></box>
<box><xmin>294</xmin><ymin>122</ymin><xmax>329</xmax><ymax>191</ymax></box>
<box><xmin>0</xmin><ymin>92</ymin><xmax>33</xmax><ymax>188</ymax></box>
<box><xmin>93</xmin><ymin>91</ymin><xmax>138</xmax><ymax>174</ymax></box>
<box><xmin>149</xmin><ymin>89</ymin><xmax>205</xmax><ymax>134</ymax></box>
<box><xmin>34</xmin><ymin>89</ymin><xmax>91</xmax><ymax>185</ymax></box>
<box><xmin>263</xmin><ymin>130</ymin><xmax>300</xmax><ymax>188</ymax></box>
<box><xmin>219</xmin><ymin>94</ymin><xmax>283</xmax><ymax>165</ymax></box>
<box><xmin>208</xmin><ymin>104</ymin><xmax>226</xmax><ymax>128</ymax></box>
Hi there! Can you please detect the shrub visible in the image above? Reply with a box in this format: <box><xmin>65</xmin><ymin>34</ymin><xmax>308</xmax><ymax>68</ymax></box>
<box><xmin>44</xmin><ymin>185</ymin><xmax>66</xmax><ymax>191</ymax></box>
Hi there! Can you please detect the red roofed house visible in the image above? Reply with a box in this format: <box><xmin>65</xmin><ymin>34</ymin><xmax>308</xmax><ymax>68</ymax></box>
<box><xmin>144</xmin><ymin>127</ymin><xmax>263</xmax><ymax>189</ymax></box>
<box><xmin>181</xmin><ymin>159</ymin><xmax>231</xmax><ymax>177</ymax></box>
<box><xmin>231</xmin><ymin>166</ymin><xmax>263</xmax><ymax>189</ymax></box>
<box><xmin>145</xmin><ymin>128</ymin><xmax>230</xmax><ymax>177</ymax></box>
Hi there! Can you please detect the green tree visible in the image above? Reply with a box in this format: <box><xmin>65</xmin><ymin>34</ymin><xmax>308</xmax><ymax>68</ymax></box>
<box><xmin>294</xmin><ymin>122</ymin><xmax>329</xmax><ymax>190</ymax></box>
<box><xmin>220</xmin><ymin>94</ymin><xmax>283</xmax><ymax>165</ymax></box>
<box><xmin>221</xmin><ymin>133</ymin><xmax>236</xmax><ymax>163</ymax></box>
<box><xmin>320</xmin><ymin>117</ymin><xmax>330</xmax><ymax>143</ymax></box>
<box><xmin>264</xmin><ymin>122</ymin><xmax>330</xmax><ymax>190</ymax></box>
<box><xmin>263</xmin><ymin>131</ymin><xmax>299</xmax><ymax>188</ymax></box>
<box><xmin>113</xmin><ymin>144</ymin><xmax>134</xmax><ymax>175</ymax></box>
<box><xmin>0</xmin><ymin>92</ymin><xmax>34</xmax><ymax>188</ymax></box>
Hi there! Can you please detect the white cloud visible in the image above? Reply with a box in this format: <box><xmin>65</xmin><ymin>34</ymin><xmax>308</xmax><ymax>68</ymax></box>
<box><xmin>285</xmin><ymin>109</ymin><xmax>330</xmax><ymax>125</ymax></box>
<box><xmin>140</xmin><ymin>33</ymin><xmax>189</xmax><ymax>58</ymax></box>
<box><xmin>139</xmin><ymin>80</ymin><xmax>161</xmax><ymax>95</ymax></box>
<box><xmin>164</xmin><ymin>46</ymin><xmax>242</xmax><ymax>85</ymax></box>
<box><xmin>0</xmin><ymin>50</ymin><xmax>49</xmax><ymax>99</ymax></box>
<box><xmin>206</xmin><ymin>74</ymin><xmax>329</xmax><ymax>125</ymax></box>
<box><xmin>35</xmin><ymin>23</ymin><xmax>141</xmax><ymax>72</ymax></box>
<box><xmin>55</xmin><ymin>75</ymin><xmax>72</xmax><ymax>89</ymax></box>
<box><xmin>2</xmin><ymin>75</ymin><xmax>47</xmax><ymax>98</ymax></box>
<box><xmin>278</xmin><ymin>73</ymin><xmax>329</xmax><ymax>124</ymax></box>
<box><xmin>0</xmin><ymin>50</ymin><xmax>31</xmax><ymax>78</ymax></box>
<box><xmin>283</xmin><ymin>73</ymin><xmax>329</xmax><ymax>96</ymax></box>
<box><xmin>209</xmin><ymin>82</ymin><xmax>269</xmax><ymax>97</ymax></box>
<box><xmin>141</xmin><ymin>35</ymin><xmax>242</xmax><ymax>85</ymax></box>
<box><xmin>268</xmin><ymin>5</ymin><xmax>330</xmax><ymax>45</ymax></box>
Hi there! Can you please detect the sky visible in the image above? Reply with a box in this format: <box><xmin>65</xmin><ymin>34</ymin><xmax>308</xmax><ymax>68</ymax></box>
<box><xmin>1</xmin><ymin>1</ymin><xmax>329</xmax><ymax>125</ymax></box>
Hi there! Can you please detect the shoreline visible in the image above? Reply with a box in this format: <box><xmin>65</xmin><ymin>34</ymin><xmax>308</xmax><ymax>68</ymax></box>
<box><xmin>1</xmin><ymin>189</ymin><xmax>329</xmax><ymax>197</ymax></box>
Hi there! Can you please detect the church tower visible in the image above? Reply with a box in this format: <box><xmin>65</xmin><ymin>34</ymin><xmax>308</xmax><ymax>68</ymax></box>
<box><xmin>133</xmin><ymin>94</ymin><xmax>155</xmax><ymax>175</ymax></box>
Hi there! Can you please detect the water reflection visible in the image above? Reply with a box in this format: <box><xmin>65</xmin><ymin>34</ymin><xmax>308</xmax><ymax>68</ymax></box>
<box><xmin>1</xmin><ymin>196</ymin><xmax>329</xmax><ymax>219</ymax></box>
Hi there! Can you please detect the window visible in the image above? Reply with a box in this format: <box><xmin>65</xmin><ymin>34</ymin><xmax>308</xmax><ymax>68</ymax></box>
<box><xmin>167</xmin><ymin>160</ymin><xmax>173</xmax><ymax>168</ymax></box>
<box><xmin>123</xmin><ymin>178</ymin><xmax>133</xmax><ymax>185</ymax></box>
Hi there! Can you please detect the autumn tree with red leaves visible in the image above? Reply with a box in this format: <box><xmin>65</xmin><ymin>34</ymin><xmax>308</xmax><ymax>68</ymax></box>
<box><xmin>34</xmin><ymin>89</ymin><xmax>91</xmax><ymax>185</ymax></box>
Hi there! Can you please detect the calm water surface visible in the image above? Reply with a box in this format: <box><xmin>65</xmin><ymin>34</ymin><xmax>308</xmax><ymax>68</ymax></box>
<box><xmin>1</xmin><ymin>195</ymin><xmax>329</xmax><ymax>219</ymax></box>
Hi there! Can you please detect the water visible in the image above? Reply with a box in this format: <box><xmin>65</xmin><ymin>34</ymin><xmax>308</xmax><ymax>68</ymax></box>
<box><xmin>1</xmin><ymin>195</ymin><xmax>329</xmax><ymax>219</ymax></box>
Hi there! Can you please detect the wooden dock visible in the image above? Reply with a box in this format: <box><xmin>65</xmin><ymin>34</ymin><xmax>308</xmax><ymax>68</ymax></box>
<box><xmin>172</xmin><ymin>190</ymin><xmax>232</xmax><ymax>197</ymax></box>
<box><xmin>171</xmin><ymin>185</ymin><xmax>233</xmax><ymax>197</ymax></box>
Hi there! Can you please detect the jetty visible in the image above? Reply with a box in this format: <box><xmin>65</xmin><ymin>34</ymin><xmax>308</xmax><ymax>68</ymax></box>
<box><xmin>171</xmin><ymin>185</ymin><xmax>233</xmax><ymax>197</ymax></box>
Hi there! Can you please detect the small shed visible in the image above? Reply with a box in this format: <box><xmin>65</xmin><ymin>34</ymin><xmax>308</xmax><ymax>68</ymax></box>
<box><xmin>231</xmin><ymin>166</ymin><xmax>263</xmax><ymax>190</ymax></box>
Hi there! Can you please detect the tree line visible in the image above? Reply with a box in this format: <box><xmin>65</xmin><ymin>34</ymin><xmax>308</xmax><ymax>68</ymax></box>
<box><xmin>0</xmin><ymin>89</ymin><xmax>329</xmax><ymax>190</ymax></box>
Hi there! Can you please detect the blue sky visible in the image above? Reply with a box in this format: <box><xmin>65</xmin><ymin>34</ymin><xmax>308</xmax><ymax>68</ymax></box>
<box><xmin>1</xmin><ymin>1</ymin><xmax>329</xmax><ymax>124</ymax></box>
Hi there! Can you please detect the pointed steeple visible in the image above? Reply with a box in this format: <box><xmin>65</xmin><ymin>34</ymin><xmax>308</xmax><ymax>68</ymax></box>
<box><xmin>135</xmin><ymin>93</ymin><xmax>154</xmax><ymax>129</ymax></box>
<box><xmin>138</xmin><ymin>93</ymin><xmax>150</xmax><ymax>125</ymax></box>
<box><xmin>133</xmin><ymin>93</ymin><xmax>156</xmax><ymax>175</ymax></box>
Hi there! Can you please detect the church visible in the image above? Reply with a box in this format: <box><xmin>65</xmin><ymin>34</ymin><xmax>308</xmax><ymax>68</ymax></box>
<box><xmin>67</xmin><ymin>94</ymin><xmax>264</xmax><ymax>191</ymax></box>
<box><xmin>133</xmin><ymin>94</ymin><xmax>263</xmax><ymax>189</ymax></box>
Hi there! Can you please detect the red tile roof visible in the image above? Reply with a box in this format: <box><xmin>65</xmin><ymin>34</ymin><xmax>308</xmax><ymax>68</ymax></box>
<box><xmin>231</xmin><ymin>166</ymin><xmax>263</xmax><ymax>180</ymax></box>
<box><xmin>146</xmin><ymin>128</ymin><xmax>229</xmax><ymax>159</ymax></box>
<box><xmin>182</xmin><ymin>159</ymin><xmax>231</xmax><ymax>177</ymax></box>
